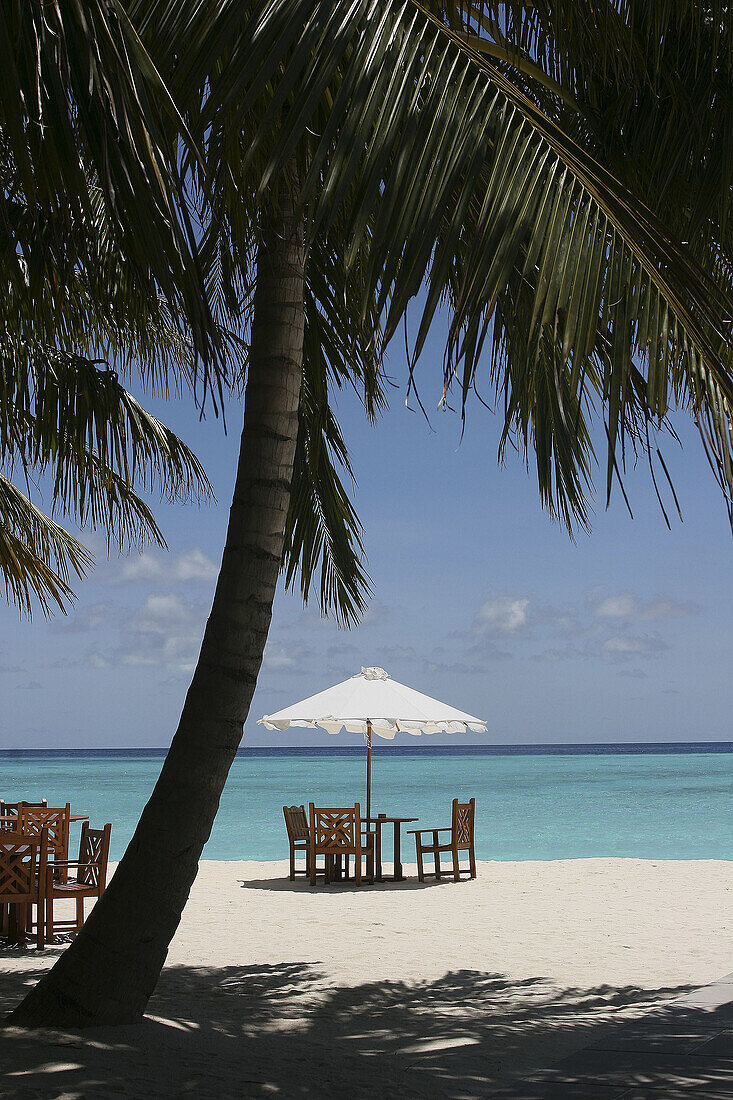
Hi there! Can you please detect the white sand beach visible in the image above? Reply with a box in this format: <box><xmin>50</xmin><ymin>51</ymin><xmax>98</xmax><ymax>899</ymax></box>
<box><xmin>1</xmin><ymin>858</ymin><xmax>731</xmax><ymax>1097</ymax></box>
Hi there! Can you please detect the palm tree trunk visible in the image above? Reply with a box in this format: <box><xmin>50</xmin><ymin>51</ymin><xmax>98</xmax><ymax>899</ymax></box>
<box><xmin>8</xmin><ymin>184</ymin><xmax>306</xmax><ymax>1026</ymax></box>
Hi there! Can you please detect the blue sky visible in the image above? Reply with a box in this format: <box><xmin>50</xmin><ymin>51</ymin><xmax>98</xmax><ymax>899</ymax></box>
<box><xmin>3</xmin><ymin>320</ymin><xmax>733</xmax><ymax>749</ymax></box>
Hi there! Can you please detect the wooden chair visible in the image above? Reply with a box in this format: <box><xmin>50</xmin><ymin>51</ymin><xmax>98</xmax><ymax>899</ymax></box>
<box><xmin>0</xmin><ymin>800</ymin><xmax>47</xmax><ymax>830</ymax></box>
<box><xmin>18</xmin><ymin>804</ymin><xmax>70</xmax><ymax>868</ymax></box>
<box><xmin>44</xmin><ymin>822</ymin><xmax>112</xmax><ymax>942</ymax></box>
<box><xmin>408</xmin><ymin>798</ymin><xmax>476</xmax><ymax>883</ymax></box>
<box><xmin>283</xmin><ymin>804</ymin><xmax>311</xmax><ymax>880</ymax></box>
<box><xmin>0</xmin><ymin>827</ymin><xmax>49</xmax><ymax>948</ymax></box>
<box><xmin>308</xmin><ymin>803</ymin><xmax>374</xmax><ymax>886</ymax></box>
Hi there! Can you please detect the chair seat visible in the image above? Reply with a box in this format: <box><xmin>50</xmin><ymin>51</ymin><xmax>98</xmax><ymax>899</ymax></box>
<box><xmin>50</xmin><ymin>881</ymin><xmax>98</xmax><ymax>896</ymax></box>
<box><xmin>416</xmin><ymin>840</ymin><xmax>473</xmax><ymax>851</ymax></box>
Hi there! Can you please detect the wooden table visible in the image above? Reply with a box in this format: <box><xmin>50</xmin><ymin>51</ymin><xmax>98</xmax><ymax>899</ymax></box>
<box><xmin>367</xmin><ymin>815</ymin><xmax>418</xmax><ymax>882</ymax></box>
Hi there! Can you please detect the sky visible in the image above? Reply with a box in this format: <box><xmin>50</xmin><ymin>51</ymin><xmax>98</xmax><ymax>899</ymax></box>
<box><xmin>3</xmin><ymin>317</ymin><xmax>733</xmax><ymax>749</ymax></box>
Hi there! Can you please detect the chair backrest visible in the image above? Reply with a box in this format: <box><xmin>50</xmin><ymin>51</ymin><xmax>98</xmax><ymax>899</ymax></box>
<box><xmin>19</xmin><ymin>803</ymin><xmax>70</xmax><ymax>857</ymax></box>
<box><xmin>0</xmin><ymin>799</ymin><xmax>47</xmax><ymax>828</ymax></box>
<box><xmin>283</xmin><ymin>805</ymin><xmax>309</xmax><ymax>842</ymax></box>
<box><xmin>0</xmin><ymin>827</ymin><xmax>49</xmax><ymax>903</ymax></box>
<box><xmin>77</xmin><ymin>822</ymin><xmax>112</xmax><ymax>889</ymax></box>
<box><xmin>309</xmin><ymin>804</ymin><xmax>362</xmax><ymax>853</ymax></box>
<box><xmin>452</xmin><ymin>797</ymin><xmax>475</xmax><ymax>847</ymax></box>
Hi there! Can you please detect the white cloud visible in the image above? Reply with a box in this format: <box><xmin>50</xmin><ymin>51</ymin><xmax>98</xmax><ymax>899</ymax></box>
<box><xmin>117</xmin><ymin>555</ymin><xmax>163</xmax><ymax>583</ymax></box>
<box><xmin>88</xmin><ymin>592</ymin><xmax>208</xmax><ymax>673</ymax></box>
<box><xmin>56</xmin><ymin>601</ymin><xmax>117</xmax><ymax>634</ymax></box>
<box><xmin>170</xmin><ymin>548</ymin><xmax>218</xmax><ymax>583</ymax></box>
<box><xmin>263</xmin><ymin>642</ymin><xmax>299</xmax><ymax>670</ymax></box>
<box><xmin>474</xmin><ymin>595</ymin><xmax>530</xmax><ymax>637</ymax></box>
<box><xmin>590</xmin><ymin>590</ymin><xmax>696</xmax><ymax>622</ymax></box>
<box><xmin>641</xmin><ymin>597</ymin><xmax>697</xmax><ymax>621</ymax></box>
<box><xmin>594</xmin><ymin>592</ymin><xmax>638</xmax><ymax>620</ymax></box>
<box><xmin>262</xmin><ymin>640</ymin><xmax>314</xmax><ymax>674</ymax></box>
<box><xmin>602</xmin><ymin>634</ymin><xmax>668</xmax><ymax>661</ymax></box>
<box><xmin>116</xmin><ymin>548</ymin><xmax>218</xmax><ymax>585</ymax></box>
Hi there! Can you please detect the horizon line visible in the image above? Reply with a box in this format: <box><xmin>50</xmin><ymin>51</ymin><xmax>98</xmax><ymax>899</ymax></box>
<box><xmin>1</xmin><ymin>738</ymin><xmax>732</xmax><ymax>753</ymax></box>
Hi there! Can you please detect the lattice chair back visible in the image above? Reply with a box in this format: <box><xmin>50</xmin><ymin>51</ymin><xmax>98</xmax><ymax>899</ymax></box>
<box><xmin>0</xmin><ymin>826</ymin><xmax>49</xmax><ymax>904</ymax></box>
<box><xmin>77</xmin><ymin>822</ymin><xmax>112</xmax><ymax>888</ymax></box>
<box><xmin>283</xmin><ymin>805</ymin><xmax>309</xmax><ymax>842</ymax></box>
<box><xmin>0</xmin><ymin>799</ymin><xmax>47</xmax><ymax>829</ymax></box>
<box><xmin>309</xmin><ymin>804</ymin><xmax>361</xmax><ymax>853</ymax></box>
<box><xmin>18</xmin><ymin>803</ymin><xmax>70</xmax><ymax>859</ymax></box>
<box><xmin>452</xmin><ymin>798</ymin><xmax>475</xmax><ymax>848</ymax></box>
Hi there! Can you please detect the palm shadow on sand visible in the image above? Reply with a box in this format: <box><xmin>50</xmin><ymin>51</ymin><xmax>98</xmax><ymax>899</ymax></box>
<box><xmin>0</xmin><ymin>960</ymin><xmax>701</xmax><ymax>1098</ymax></box>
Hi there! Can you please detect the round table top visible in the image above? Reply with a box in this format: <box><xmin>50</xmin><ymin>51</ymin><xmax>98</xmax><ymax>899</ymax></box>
<box><xmin>367</xmin><ymin>815</ymin><xmax>419</xmax><ymax>824</ymax></box>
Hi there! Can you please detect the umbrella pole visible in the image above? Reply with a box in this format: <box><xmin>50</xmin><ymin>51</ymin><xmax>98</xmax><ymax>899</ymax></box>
<box><xmin>366</xmin><ymin>719</ymin><xmax>372</xmax><ymax>822</ymax></box>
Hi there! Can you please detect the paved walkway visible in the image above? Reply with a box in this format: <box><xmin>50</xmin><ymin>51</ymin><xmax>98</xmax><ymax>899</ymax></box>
<box><xmin>500</xmin><ymin>973</ymin><xmax>733</xmax><ymax>1098</ymax></box>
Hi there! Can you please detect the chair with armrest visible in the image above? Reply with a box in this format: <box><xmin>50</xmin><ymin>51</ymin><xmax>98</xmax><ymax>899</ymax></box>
<box><xmin>44</xmin><ymin>822</ymin><xmax>111</xmax><ymax>941</ymax></box>
<box><xmin>0</xmin><ymin>826</ymin><xmax>49</xmax><ymax>948</ymax></box>
<box><xmin>308</xmin><ymin>803</ymin><xmax>374</xmax><ymax>886</ymax></box>
<box><xmin>408</xmin><ymin>798</ymin><xmax>476</xmax><ymax>883</ymax></box>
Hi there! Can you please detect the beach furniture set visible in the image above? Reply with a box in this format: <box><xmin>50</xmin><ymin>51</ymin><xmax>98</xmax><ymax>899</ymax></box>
<box><xmin>262</xmin><ymin>666</ymin><xmax>487</xmax><ymax>820</ymax></box>
<box><xmin>284</xmin><ymin>797</ymin><xmax>476</xmax><ymax>885</ymax></box>
<box><xmin>0</xmin><ymin>800</ymin><xmax>111</xmax><ymax>949</ymax></box>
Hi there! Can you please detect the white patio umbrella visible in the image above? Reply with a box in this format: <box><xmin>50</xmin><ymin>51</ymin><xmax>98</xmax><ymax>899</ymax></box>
<box><xmin>259</xmin><ymin>666</ymin><xmax>487</xmax><ymax>819</ymax></box>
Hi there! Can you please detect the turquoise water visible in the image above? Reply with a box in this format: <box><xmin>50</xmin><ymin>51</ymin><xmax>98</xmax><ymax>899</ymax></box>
<box><xmin>1</xmin><ymin>745</ymin><xmax>731</xmax><ymax>862</ymax></box>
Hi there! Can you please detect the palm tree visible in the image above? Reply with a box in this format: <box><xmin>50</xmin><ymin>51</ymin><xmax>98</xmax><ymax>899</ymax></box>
<box><xmin>7</xmin><ymin>0</ymin><xmax>733</xmax><ymax>1025</ymax></box>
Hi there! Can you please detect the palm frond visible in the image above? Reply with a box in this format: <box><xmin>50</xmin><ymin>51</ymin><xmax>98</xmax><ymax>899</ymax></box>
<box><xmin>1</xmin><ymin>347</ymin><xmax>213</xmax><ymax>509</ymax></box>
<box><xmin>280</xmin><ymin>226</ymin><xmax>386</xmax><ymax>624</ymax></box>
<box><xmin>0</xmin><ymin>475</ymin><xmax>92</xmax><ymax>617</ymax></box>
<box><xmin>283</xmin><ymin>365</ymin><xmax>371</xmax><ymax>628</ymax></box>
<box><xmin>0</xmin><ymin>0</ymin><xmax>223</xmax><ymax>375</ymax></box>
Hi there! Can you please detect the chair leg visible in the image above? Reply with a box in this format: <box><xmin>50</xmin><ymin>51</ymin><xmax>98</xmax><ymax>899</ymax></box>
<box><xmin>469</xmin><ymin>845</ymin><xmax>477</xmax><ymax>879</ymax></box>
<box><xmin>415</xmin><ymin>841</ymin><xmax>424</xmax><ymax>883</ymax></box>
<box><xmin>435</xmin><ymin>848</ymin><xmax>441</xmax><ymax>879</ymax></box>
<box><xmin>309</xmin><ymin>846</ymin><xmax>317</xmax><ymax>887</ymax></box>
<box><xmin>46</xmin><ymin>894</ymin><xmax>54</xmax><ymax>945</ymax></box>
<box><xmin>289</xmin><ymin>847</ymin><xmax>295</xmax><ymax>881</ymax></box>
<box><xmin>76</xmin><ymin>896</ymin><xmax>85</xmax><ymax>932</ymax></box>
<box><xmin>453</xmin><ymin>845</ymin><xmax>460</xmax><ymax>883</ymax></box>
<box><xmin>36</xmin><ymin>901</ymin><xmax>44</xmax><ymax>951</ymax></box>
<box><xmin>8</xmin><ymin>905</ymin><xmax>21</xmax><ymax>945</ymax></box>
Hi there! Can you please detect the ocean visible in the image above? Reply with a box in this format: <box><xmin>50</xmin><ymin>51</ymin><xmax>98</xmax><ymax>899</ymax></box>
<box><xmin>1</xmin><ymin>743</ymin><xmax>731</xmax><ymax>862</ymax></box>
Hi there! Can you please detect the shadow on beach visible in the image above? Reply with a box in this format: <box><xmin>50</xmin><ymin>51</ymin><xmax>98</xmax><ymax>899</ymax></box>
<box><xmin>0</xmin><ymin>959</ymin><xmax>699</xmax><ymax>1098</ymax></box>
<box><xmin>239</xmin><ymin>872</ymin><xmax>447</xmax><ymax>892</ymax></box>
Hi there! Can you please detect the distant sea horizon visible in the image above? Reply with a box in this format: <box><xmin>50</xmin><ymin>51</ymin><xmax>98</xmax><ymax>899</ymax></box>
<box><xmin>2</xmin><ymin>740</ymin><xmax>732</xmax><ymax>756</ymax></box>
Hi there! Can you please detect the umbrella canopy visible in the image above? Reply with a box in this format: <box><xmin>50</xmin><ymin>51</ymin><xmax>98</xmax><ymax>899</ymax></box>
<box><xmin>259</xmin><ymin>666</ymin><xmax>487</xmax><ymax>739</ymax></box>
<box><xmin>260</xmin><ymin>667</ymin><xmax>487</xmax><ymax>821</ymax></box>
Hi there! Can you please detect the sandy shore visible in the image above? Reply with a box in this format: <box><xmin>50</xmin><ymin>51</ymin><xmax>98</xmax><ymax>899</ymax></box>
<box><xmin>1</xmin><ymin>858</ymin><xmax>731</xmax><ymax>1097</ymax></box>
